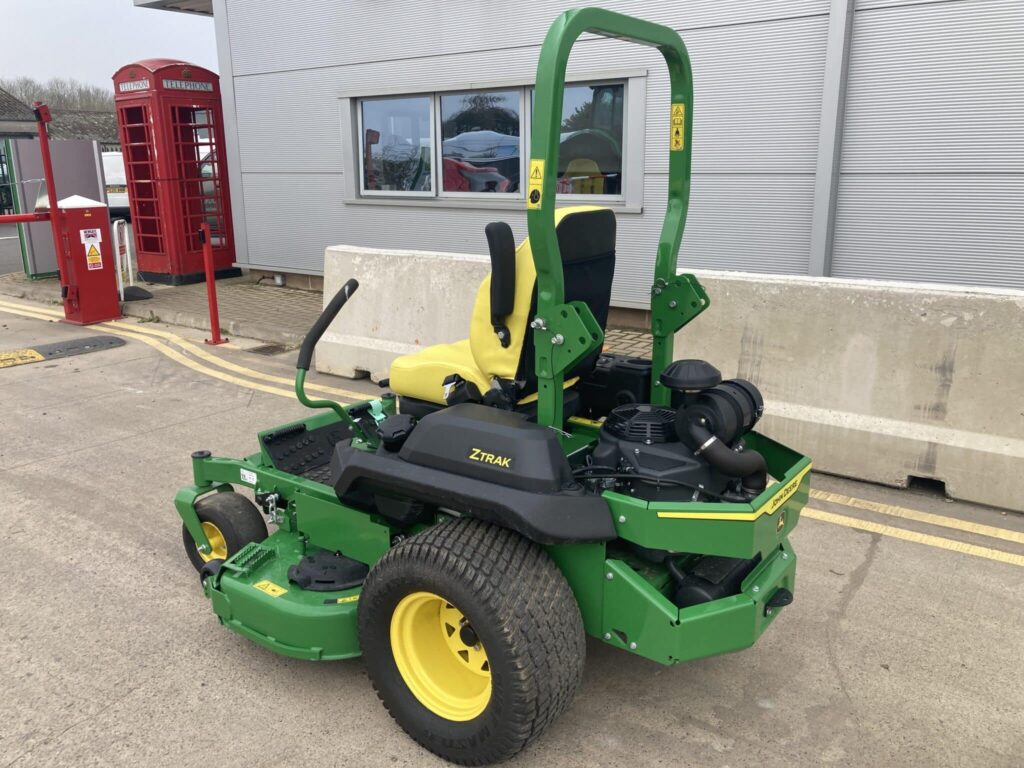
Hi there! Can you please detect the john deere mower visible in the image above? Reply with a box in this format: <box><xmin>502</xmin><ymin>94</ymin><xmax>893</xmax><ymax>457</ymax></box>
<box><xmin>176</xmin><ymin>8</ymin><xmax>811</xmax><ymax>764</ymax></box>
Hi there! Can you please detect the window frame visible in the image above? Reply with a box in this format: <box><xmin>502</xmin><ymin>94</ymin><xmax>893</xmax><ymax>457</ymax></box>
<box><xmin>339</xmin><ymin>68</ymin><xmax>647</xmax><ymax>212</ymax></box>
<box><xmin>357</xmin><ymin>93</ymin><xmax>437</xmax><ymax>198</ymax></box>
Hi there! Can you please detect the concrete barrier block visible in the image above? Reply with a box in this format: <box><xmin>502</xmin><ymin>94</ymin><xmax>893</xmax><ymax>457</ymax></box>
<box><xmin>318</xmin><ymin>245</ymin><xmax>489</xmax><ymax>381</ymax></box>
<box><xmin>675</xmin><ymin>271</ymin><xmax>1024</xmax><ymax>511</ymax></box>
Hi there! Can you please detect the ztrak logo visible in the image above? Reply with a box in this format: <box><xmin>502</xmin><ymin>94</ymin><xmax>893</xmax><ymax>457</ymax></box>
<box><xmin>467</xmin><ymin>448</ymin><xmax>512</xmax><ymax>468</ymax></box>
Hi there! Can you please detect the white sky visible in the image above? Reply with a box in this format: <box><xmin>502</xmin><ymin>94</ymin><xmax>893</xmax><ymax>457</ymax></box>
<box><xmin>1</xmin><ymin>0</ymin><xmax>218</xmax><ymax>90</ymax></box>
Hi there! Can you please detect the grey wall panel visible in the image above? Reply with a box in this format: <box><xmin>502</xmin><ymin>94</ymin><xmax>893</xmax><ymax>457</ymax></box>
<box><xmin>831</xmin><ymin>175</ymin><xmax>1024</xmax><ymax>288</ymax></box>
<box><xmin>225</xmin><ymin>0</ymin><xmax>828</xmax><ymax>77</ymax></box>
<box><xmin>842</xmin><ymin>0</ymin><xmax>1024</xmax><ymax>173</ymax></box>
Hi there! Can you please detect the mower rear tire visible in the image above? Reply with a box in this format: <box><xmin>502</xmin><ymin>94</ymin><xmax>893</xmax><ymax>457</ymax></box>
<box><xmin>358</xmin><ymin>517</ymin><xmax>585</xmax><ymax>765</ymax></box>
<box><xmin>183</xmin><ymin>491</ymin><xmax>267</xmax><ymax>572</ymax></box>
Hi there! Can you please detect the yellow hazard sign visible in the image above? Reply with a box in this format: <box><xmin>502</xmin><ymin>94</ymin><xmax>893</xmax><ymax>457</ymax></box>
<box><xmin>670</xmin><ymin>103</ymin><xmax>685</xmax><ymax>151</ymax></box>
<box><xmin>253</xmin><ymin>579</ymin><xmax>288</xmax><ymax>597</ymax></box>
<box><xmin>85</xmin><ymin>243</ymin><xmax>103</xmax><ymax>271</ymax></box>
<box><xmin>526</xmin><ymin>159</ymin><xmax>544</xmax><ymax>210</ymax></box>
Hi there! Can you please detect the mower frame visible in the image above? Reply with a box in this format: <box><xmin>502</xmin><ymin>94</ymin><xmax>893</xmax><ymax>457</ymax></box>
<box><xmin>176</xmin><ymin>7</ymin><xmax>811</xmax><ymax>670</ymax></box>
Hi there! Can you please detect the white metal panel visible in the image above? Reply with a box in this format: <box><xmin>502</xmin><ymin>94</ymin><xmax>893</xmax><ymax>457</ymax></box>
<box><xmin>842</xmin><ymin>0</ymin><xmax>1024</xmax><ymax>173</ymax></box>
<box><xmin>224</xmin><ymin>0</ymin><xmax>828</xmax><ymax>77</ymax></box>
<box><xmin>835</xmin><ymin>0</ymin><xmax>1024</xmax><ymax>288</ymax></box>
<box><xmin>832</xmin><ymin>176</ymin><xmax>1024</xmax><ymax>288</ymax></box>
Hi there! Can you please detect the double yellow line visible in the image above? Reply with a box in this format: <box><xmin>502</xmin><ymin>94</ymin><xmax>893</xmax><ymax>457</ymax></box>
<box><xmin>3</xmin><ymin>297</ymin><xmax>1022</xmax><ymax>569</ymax></box>
<box><xmin>0</xmin><ymin>298</ymin><xmax>367</xmax><ymax>403</ymax></box>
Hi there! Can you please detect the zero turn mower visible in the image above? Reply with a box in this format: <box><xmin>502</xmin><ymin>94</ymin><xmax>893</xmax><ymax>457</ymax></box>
<box><xmin>176</xmin><ymin>8</ymin><xmax>811</xmax><ymax>764</ymax></box>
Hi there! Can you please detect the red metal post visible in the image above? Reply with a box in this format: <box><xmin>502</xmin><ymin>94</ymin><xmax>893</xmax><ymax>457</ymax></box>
<box><xmin>32</xmin><ymin>102</ymin><xmax>63</xmax><ymax>264</ymax></box>
<box><xmin>200</xmin><ymin>223</ymin><xmax>227</xmax><ymax>345</ymax></box>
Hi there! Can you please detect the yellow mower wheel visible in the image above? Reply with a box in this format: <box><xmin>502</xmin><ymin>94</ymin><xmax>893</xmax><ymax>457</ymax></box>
<box><xmin>182</xmin><ymin>491</ymin><xmax>267</xmax><ymax>573</ymax></box>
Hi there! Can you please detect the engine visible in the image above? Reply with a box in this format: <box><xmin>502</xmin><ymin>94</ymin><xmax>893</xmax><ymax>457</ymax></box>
<box><xmin>580</xmin><ymin>359</ymin><xmax>766</xmax><ymax>503</ymax></box>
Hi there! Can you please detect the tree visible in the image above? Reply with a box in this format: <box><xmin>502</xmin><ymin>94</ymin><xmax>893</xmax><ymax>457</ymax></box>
<box><xmin>0</xmin><ymin>76</ymin><xmax>114</xmax><ymax>111</ymax></box>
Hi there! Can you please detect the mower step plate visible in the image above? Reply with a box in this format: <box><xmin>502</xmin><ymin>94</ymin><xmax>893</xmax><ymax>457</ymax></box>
<box><xmin>208</xmin><ymin>530</ymin><xmax>363</xmax><ymax>661</ymax></box>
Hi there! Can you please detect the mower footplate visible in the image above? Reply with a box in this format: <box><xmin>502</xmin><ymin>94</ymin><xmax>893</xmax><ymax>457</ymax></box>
<box><xmin>206</xmin><ymin>530</ymin><xmax>363</xmax><ymax>661</ymax></box>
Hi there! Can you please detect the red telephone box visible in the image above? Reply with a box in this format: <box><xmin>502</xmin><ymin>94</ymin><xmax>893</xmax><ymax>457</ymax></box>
<box><xmin>112</xmin><ymin>60</ymin><xmax>239</xmax><ymax>285</ymax></box>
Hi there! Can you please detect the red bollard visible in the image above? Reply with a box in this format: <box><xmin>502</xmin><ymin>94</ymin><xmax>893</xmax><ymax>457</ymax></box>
<box><xmin>199</xmin><ymin>223</ymin><xmax>227</xmax><ymax>345</ymax></box>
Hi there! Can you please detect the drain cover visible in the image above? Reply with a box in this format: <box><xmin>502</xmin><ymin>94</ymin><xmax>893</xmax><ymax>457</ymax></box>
<box><xmin>246</xmin><ymin>343</ymin><xmax>293</xmax><ymax>356</ymax></box>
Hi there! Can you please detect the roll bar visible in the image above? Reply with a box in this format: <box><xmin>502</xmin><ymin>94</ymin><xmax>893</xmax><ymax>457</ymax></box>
<box><xmin>527</xmin><ymin>8</ymin><xmax>705</xmax><ymax>428</ymax></box>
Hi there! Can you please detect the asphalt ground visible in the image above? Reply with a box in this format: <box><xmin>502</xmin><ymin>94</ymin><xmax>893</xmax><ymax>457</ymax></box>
<box><xmin>1</xmin><ymin>297</ymin><xmax>1022</xmax><ymax>768</ymax></box>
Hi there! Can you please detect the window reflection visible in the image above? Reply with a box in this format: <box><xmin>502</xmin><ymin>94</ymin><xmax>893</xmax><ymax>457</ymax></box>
<box><xmin>361</xmin><ymin>96</ymin><xmax>433</xmax><ymax>192</ymax></box>
<box><xmin>441</xmin><ymin>90</ymin><xmax>520</xmax><ymax>193</ymax></box>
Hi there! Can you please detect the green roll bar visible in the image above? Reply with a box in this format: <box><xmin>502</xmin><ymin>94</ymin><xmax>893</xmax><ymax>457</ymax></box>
<box><xmin>527</xmin><ymin>8</ymin><xmax>707</xmax><ymax>428</ymax></box>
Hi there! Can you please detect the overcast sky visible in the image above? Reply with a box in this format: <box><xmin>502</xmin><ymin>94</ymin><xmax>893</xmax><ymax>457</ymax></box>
<box><xmin>1</xmin><ymin>0</ymin><xmax>217</xmax><ymax>90</ymax></box>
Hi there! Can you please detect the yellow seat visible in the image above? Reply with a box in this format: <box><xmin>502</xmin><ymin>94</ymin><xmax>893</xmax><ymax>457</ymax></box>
<box><xmin>389</xmin><ymin>340</ymin><xmax>489</xmax><ymax>405</ymax></box>
<box><xmin>389</xmin><ymin>206</ymin><xmax>616</xmax><ymax>409</ymax></box>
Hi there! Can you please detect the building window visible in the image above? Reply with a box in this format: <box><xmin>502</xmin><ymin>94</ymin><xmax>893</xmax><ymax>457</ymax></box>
<box><xmin>551</xmin><ymin>82</ymin><xmax>624</xmax><ymax>196</ymax></box>
<box><xmin>360</xmin><ymin>96</ymin><xmax>433</xmax><ymax>194</ymax></box>
<box><xmin>347</xmin><ymin>76</ymin><xmax>637</xmax><ymax>205</ymax></box>
<box><xmin>440</xmin><ymin>90</ymin><xmax>521</xmax><ymax>194</ymax></box>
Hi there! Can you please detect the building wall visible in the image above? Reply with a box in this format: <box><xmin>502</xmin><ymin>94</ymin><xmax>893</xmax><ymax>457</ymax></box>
<box><xmin>213</xmin><ymin>0</ymin><xmax>1023</xmax><ymax>306</ymax></box>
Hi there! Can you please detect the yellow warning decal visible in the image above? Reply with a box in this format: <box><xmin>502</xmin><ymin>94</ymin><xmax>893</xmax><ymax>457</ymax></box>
<box><xmin>85</xmin><ymin>243</ymin><xmax>103</xmax><ymax>271</ymax></box>
<box><xmin>0</xmin><ymin>348</ymin><xmax>46</xmax><ymax>368</ymax></box>
<box><xmin>333</xmin><ymin>594</ymin><xmax>359</xmax><ymax>604</ymax></box>
<box><xmin>526</xmin><ymin>159</ymin><xmax>544</xmax><ymax>209</ymax></box>
<box><xmin>253</xmin><ymin>579</ymin><xmax>288</xmax><ymax>597</ymax></box>
<box><xmin>670</xmin><ymin>103</ymin><xmax>685</xmax><ymax>151</ymax></box>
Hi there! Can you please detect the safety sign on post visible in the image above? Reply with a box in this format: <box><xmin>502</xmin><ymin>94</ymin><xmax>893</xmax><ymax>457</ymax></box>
<box><xmin>527</xmin><ymin>159</ymin><xmax>544</xmax><ymax>210</ymax></box>
<box><xmin>670</xmin><ymin>103</ymin><xmax>685</xmax><ymax>151</ymax></box>
<box><xmin>81</xmin><ymin>228</ymin><xmax>103</xmax><ymax>271</ymax></box>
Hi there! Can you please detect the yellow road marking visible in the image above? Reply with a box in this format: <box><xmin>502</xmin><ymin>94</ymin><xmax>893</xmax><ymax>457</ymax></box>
<box><xmin>0</xmin><ymin>299</ymin><xmax>369</xmax><ymax>402</ymax></box>
<box><xmin>0</xmin><ymin>302</ymin><xmax>300</xmax><ymax>399</ymax></box>
<box><xmin>803</xmin><ymin>507</ymin><xmax>1024</xmax><ymax>568</ymax></box>
<box><xmin>811</xmin><ymin>489</ymin><xmax>1024</xmax><ymax>545</ymax></box>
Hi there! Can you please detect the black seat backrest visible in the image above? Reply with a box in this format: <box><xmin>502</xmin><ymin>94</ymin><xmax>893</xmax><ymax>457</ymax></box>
<box><xmin>515</xmin><ymin>208</ymin><xmax>617</xmax><ymax>393</ymax></box>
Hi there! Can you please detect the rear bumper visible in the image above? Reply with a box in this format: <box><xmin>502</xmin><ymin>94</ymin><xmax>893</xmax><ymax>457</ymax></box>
<box><xmin>598</xmin><ymin>539</ymin><xmax>797</xmax><ymax>666</ymax></box>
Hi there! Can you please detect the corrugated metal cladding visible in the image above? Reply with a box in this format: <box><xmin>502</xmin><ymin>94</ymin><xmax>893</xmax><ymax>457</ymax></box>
<box><xmin>833</xmin><ymin>0</ymin><xmax>1024</xmax><ymax>288</ymax></box>
<box><xmin>221</xmin><ymin>0</ymin><xmax>1021</xmax><ymax>301</ymax></box>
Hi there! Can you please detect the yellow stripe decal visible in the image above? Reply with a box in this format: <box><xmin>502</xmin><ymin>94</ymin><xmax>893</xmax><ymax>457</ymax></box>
<box><xmin>803</xmin><ymin>507</ymin><xmax>1024</xmax><ymax>569</ymax></box>
<box><xmin>810</xmin><ymin>489</ymin><xmax>1024</xmax><ymax>545</ymax></box>
<box><xmin>657</xmin><ymin>463</ymin><xmax>812</xmax><ymax>521</ymax></box>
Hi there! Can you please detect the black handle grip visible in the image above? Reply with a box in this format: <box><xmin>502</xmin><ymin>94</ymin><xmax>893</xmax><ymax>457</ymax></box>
<box><xmin>297</xmin><ymin>278</ymin><xmax>359</xmax><ymax>370</ymax></box>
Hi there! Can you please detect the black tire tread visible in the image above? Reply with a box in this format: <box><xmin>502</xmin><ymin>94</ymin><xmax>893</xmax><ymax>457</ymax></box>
<box><xmin>359</xmin><ymin>517</ymin><xmax>585</xmax><ymax>765</ymax></box>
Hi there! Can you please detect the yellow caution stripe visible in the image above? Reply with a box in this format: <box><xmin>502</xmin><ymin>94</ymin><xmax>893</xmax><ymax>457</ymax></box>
<box><xmin>0</xmin><ymin>347</ymin><xmax>46</xmax><ymax>368</ymax></box>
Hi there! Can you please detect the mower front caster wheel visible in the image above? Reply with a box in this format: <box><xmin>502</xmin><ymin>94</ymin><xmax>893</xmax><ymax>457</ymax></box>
<box><xmin>182</xmin><ymin>491</ymin><xmax>267</xmax><ymax>572</ymax></box>
<box><xmin>358</xmin><ymin>518</ymin><xmax>586</xmax><ymax>765</ymax></box>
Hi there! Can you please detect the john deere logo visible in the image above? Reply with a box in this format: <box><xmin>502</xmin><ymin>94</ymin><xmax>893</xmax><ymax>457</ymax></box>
<box><xmin>777</xmin><ymin>513</ymin><xmax>785</xmax><ymax>533</ymax></box>
<box><xmin>467</xmin><ymin>448</ymin><xmax>512</xmax><ymax>468</ymax></box>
